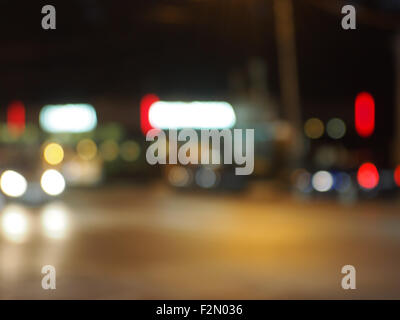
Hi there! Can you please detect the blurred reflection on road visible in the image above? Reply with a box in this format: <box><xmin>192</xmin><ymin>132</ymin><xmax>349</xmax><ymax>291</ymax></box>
<box><xmin>1</xmin><ymin>182</ymin><xmax>400</xmax><ymax>299</ymax></box>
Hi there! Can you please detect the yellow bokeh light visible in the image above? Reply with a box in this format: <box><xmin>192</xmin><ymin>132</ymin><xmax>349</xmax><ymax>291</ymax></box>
<box><xmin>100</xmin><ymin>139</ymin><xmax>119</xmax><ymax>162</ymax></box>
<box><xmin>304</xmin><ymin>118</ymin><xmax>324</xmax><ymax>139</ymax></box>
<box><xmin>120</xmin><ymin>140</ymin><xmax>140</xmax><ymax>162</ymax></box>
<box><xmin>77</xmin><ymin>139</ymin><xmax>97</xmax><ymax>161</ymax></box>
<box><xmin>43</xmin><ymin>143</ymin><xmax>64</xmax><ymax>165</ymax></box>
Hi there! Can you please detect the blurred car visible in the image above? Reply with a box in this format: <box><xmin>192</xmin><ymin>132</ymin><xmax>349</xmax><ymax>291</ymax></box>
<box><xmin>0</xmin><ymin>144</ymin><xmax>66</xmax><ymax>205</ymax></box>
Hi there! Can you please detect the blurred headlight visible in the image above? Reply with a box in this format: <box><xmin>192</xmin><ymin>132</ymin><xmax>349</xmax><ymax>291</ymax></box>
<box><xmin>0</xmin><ymin>170</ymin><xmax>28</xmax><ymax>198</ymax></box>
<box><xmin>40</xmin><ymin>169</ymin><xmax>66</xmax><ymax>196</ymax></box>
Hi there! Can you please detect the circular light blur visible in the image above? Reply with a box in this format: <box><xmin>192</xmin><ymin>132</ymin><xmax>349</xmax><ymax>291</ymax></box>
<box><xmin>43</xmin><ymin>142</ymin><xmax>64</xmax><ymax>165</ymax></box>
<box><xmin>291</xmin><ymin>168</ymin><xmax>311</xmax><ymax>193</ymax></box>
<box><xmin>334</xmin><ymin>172</ymin><xmax>351</xmax><ymax>193</ymax></box>
<box><xmin>41</xmin><ymin>203</ymin><xmax>69</xmax><ymax>239</ymax></box>
<box><xmin>326</xmin><ymin>118</ymin><xmax>346</xmax><ymax>139</ymax></box>
<box><xmin>394</xmin><ymin>165</ymin><xmax>400</xmax><ymax>187</ymax></box>
<box><xmin>357</xmin><ymin>163</ymin><xmax>379</xmax><ymax>190</ymax></box>
<box><xmin>120</xmin><ymin>140</ymin><xmax>140</xmax><ymax>162</ymax></box>
<box><xmin>41</xmin><ymin>169</ymin><xmax>66</xmax><ymax>196</ymax></box>
<box><xmin>100</xmin><ymin>139</ymin><xmax>119</xmax><ymax>162</ymax></box>
<box><xmin>0</xmin><ymin>170</ymin><xmax>27</xmax><ymax>198</ymax></box>
<box><xmin>312</xmin><ymin>171</ymin><xmax>334</xmax><ymax>192</ymax></box>
<box><xmin>77</xmin><ymin>139</ymin><xmax>97</xmax><ymax>161</ymax></box>
<box><xmin>304</xmin><ymin>118</ymin><xmax>324</xmax><ymax>139</ymax></box>
<box><xmin>314</xmin><ymin>146</ymin><xmax>338</xmax><ymax>168</ymax></box>
<box><xmin>195</xmin><ymin>167</ymin><xmax>218</xmax><ymax>189</ymax></box>
<box><xmin>168</xmin><ymin>166</ymin><xmax>191</xmax><ymax>187</ymax></box>
<box><xmin>1</xmin><ymin>205</ymin><xmax>29</xmax><ymax>243</ymax></box>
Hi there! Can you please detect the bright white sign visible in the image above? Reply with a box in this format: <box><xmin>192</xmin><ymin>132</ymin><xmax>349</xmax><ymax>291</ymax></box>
<box><xmin>40</xmin><ymin>104</ymin><xmax>97</xmax><ymax>133</ymax></box>
<box><xmin>148</xmin><ymin>101</ymin><xmax>236</xmax><ymax>129</ymax></box>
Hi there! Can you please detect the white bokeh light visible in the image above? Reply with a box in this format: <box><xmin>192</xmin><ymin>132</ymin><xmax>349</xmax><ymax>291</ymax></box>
<box><xmin>312</xmin><ymin>171</ymin><xmax>334</xmax><ymax>192</ymax></box>
<box><xmin>0</xmin><ymin>170</ymin><xmax>27</xmax><ymax>198</ymax></box>
<box><xmin>41</xmin><ymin>169</ymin><xmax>66</xmax><ymax>196</ymax></box>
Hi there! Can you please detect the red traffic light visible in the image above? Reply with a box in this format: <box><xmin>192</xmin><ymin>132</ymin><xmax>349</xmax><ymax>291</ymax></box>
<box><xmin>355</xmin><ymin>92</ymin><xmax>375</xmax><ymax>138</ymax></box>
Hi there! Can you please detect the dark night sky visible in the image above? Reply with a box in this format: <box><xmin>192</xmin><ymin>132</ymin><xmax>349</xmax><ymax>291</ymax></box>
<box><xmin>0</xmin><ymin>0</ymin><xmax>399</xmax><ymax>135</ymax></box>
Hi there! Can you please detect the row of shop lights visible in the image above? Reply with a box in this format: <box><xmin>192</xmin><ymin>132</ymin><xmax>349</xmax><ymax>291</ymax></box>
<box><xmin>294</xmin><ymin>163</ymin><xmax>400</xmax><ymax>194</ymax></box>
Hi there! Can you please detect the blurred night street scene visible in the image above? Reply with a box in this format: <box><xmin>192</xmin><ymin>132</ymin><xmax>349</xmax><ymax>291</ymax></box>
<box><xmin>1</xmin><ymin>0</ymin><xmax>400</xmax><ymax>299</ymax></box>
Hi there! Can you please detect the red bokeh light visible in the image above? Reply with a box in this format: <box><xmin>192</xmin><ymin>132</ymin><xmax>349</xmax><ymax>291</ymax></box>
<box><xmin>394</xmin><ymin>165</ymin><xmax>400</xmax><ymax>187</ymax></box>
<box><xmin>140</xmin><ymin>94</ymin><xmax>159</xmax><ymax>135</ymax></box>
<box><xmin>7</xmin><ymin>100</ymin><xmax>26</xmax><ymax>136</ymax></box>
<box><xmin>355</xmin><ymin>92</ymin><xmax>375</xmax><ymax>138</ymax></box>
<box><xmin>357</xmin><ymin>162</ymin><xmax>379</xmax><ymax>190</ymax></box>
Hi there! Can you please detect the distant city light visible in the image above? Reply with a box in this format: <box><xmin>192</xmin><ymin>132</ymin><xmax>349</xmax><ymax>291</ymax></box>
<box><xmin>77</xmin><ymin>139</ymin><xmax>98</xmax><ymax>161</ymax></box>
<box><xmin>304</xmin><ymin>118</ymin><xmax>324</xmax><ymax>139</ymax></box>
<box><xmin>314</xmin><ymin>145</ymin><xmax>338</xmax><ymax>168</ymax></box>
<box><xmin>291</xmin><ymin>168</ymin><xmax>312</xmax><ymax>193</ymax></box>
<box><xmin>99</xmin><ymin>139</ymin><xmax>119</xmax><ymax>162</ymax></box>
<box><xmin>0</xmin><ymin>170</ymin><xmax>27</xmax><ymax>198</ymax></box>
<box><xmin>357</xmin><ymin>163</ymin><xmax>379</xmax><ymax>190</ymax></box>
<box><xmin>7</xmin><ymin>101</ymin><xmax>26</xmax><ymax>136</ymax></box>
<box><xmin>168</xmin><ymin>166</ymin><xmax>191</xmax><ymax>187</ymax></box>
<box><xmin>148</xmin><ymin>101</ymin><xmax>236</xmax><ymax>130</ymax></box>
<box><xmin>333</xmin><ymin>172</ymin><xmax>351</xmax><ymax>193</ymax></box>
<box><xmin>41</xmin><ymin>169</ymin><xmax>66</xmax><ymax>196</ymax></box>
<box><xmin>40</xmin><ymin>104</ymin><xmax>97</xmax><ymax>133</ymax></box>
<box><xmin>326</xmin><ymin>118</ymin><xmax>346</xmax><ymax>139</ymax></box>
<box><xmin>120</xmin><ymin>140</ymin><xmax>140</xmax><ymax>162</ymax></box>
<box><xmin>195</xmin><ymin>167</ymin><xmax>219</xmax><ymax>189</ymax></box>
<box><xmin>394</xmin><ymin>165</ymin><xmax>400</xmax><ymax>187</ymax></box>
<box><xmin>312</xmin><ymin>171</ymin><xmax>333</xmax><ymax>192</ymax></box>
<box><xmin>43</xmin><ymin>143</ymin><xmax>64</xmax><ymax>165</ymax></box>
<box><xmin>355</xmin><ymin>92</ymin><xmax>375</xmax><ymax>138</ymax></box>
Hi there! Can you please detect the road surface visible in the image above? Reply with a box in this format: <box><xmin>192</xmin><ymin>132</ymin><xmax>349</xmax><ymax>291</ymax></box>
<box><xmin>1</xmin><ymin>182</ymin><xmax>400</xmax><ymax>299</ymax></box>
